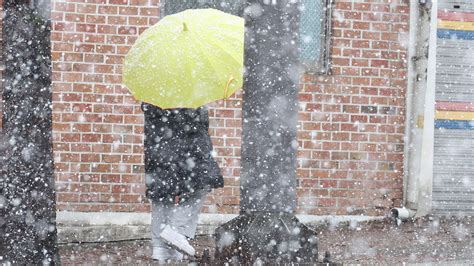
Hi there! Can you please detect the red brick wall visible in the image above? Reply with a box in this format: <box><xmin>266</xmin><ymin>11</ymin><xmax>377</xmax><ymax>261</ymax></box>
<box><xmin>51</xmin><ymin>0</ymin><xmax>160</xmax><ymax>212</ymax></box>
<box><xmin>49</xmin><ymin>0</ymin><xmax>407</xmax><ymax>215</ymax></box>
<box><xmin>295</xmin><ymin>0</ymin><xmax>408</xmax><ymax>215</ymax></box>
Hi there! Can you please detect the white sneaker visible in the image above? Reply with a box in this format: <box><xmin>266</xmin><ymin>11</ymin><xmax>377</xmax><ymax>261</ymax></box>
<box><xmin>159</xmin><ymin>225</ymin><xmax>196</xmax><ymax>257</ymax></box>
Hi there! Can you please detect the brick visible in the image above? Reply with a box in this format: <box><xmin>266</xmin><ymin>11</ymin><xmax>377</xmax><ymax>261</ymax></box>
<box><xmin>91</xmin><ymin>144</ymin><xmax>112</xmax><ymax>153</ymax></box>
<box><xmin>139</xmin><ymin>7</ymin><xmax>159</xmax><ymax>16</ymax></box>
<box><xmin>84</xmin><ymin>54</ymin><xmax>104</xmax><ymax>63</ymax></box>
<box><xmin>65</xmin><ymin>13</ymin><xmax>85</xmax><ymax>23</ymax></box>
<box><xmin>333</xmin><ymin>21</ymin><xmax>351</xmax><ymax>30</ymax></box>
<box><xmin>119</xmin><ymin>7</ymin><xmax>139</xmax><ymax>15</ymax></box>
<box><xmin>343</xmin><ymin>30</ymin><xmax>361</xmax><ymax>38</ymax></box>
<box><xmin>108</xmin><ymin>16</ymin><xmax>127</xmax><ymax>25</ymax></box>
<box><xmin>98</xmin><ymin>6</ymin><xmax>118</xmax><ymax>14</ymax></box>
<box><xmin>362</xmin><ymin>31</ymin><xmax>380</xmax><ymax>40</ymax></box>
<box><xmin>109</xmin><ymin>0</ymin><xmax>128</xmax><ymax>4</ymax></box>
<box><xmin>80</xmin><ymin>193</ymin><xmax>100</xmax><ymax>202</ymax></box>
<box><xmin>352</xmin><ymin>40</ymin><xmax>370</xmax><ymax>48</ymax></box>
<box><xmin>332</xmin><ymin>133</ymin><xmax>350</xmax><ymax>141</ymax></box>
<box><xmin>361</xmin><ymin>106</ymin><xmax>377</xmax><ymax>114</ymax></box>
<box><xmin>344</xmin><ymin>11</ymin><xmax>362</xmax><ymax>20</ymax></box>
<box><xmin>121</xmin><ymin>194</ymin><xmax>143</xmax><ymax>203</ymax></box>
<box><xmin>86</xmin><ymin>15</ymin><xmax>106</xmax><ymax>24</ymax></box>
<box><xmin>332</xmin><ymin>57</ymin><xmax>350</xmax><ymax>66</ymax></box>
<box><xmin>84</xmin><ymin>34</ymin><xmax>105</xmax><ymax>43</ymax></box>
<box><xmin>74</xmin><ymin>44</ymin><xmax>95</xmax><ymax>53</ymax></box>
<box><xmin>335</xmin><ymin>2</ymin><xmax>352</xmax><ymax>10</ymax></box>
<box><xmin>112</xmin><ymin>185</ymin><xmax>130</xmax><ymax>194</ymax></box>
<box><xmin>130</xmin><ymin>0</ymin><xmax>159</xmax><ymax>5</ymax></box>
<box><xmin>58</xmin><ymin>193</ymin><xmax>79</xmax><ymax>202</ymax></box>
<box><xmin>372</xmin><ymin>4</ymin><xmax>390</xmax><ymax>13</ymax></box>
<box><xmin>96</xmin><ymin>45</ymin><xmax>115</xmax><ymax>54</ymax></box>
<box><xmin>107</xmin><ymin>36</ymin><xmax>126</xmax><ymax>45</ymax></box>
<box><xmin>342</xmin><ymin>105</ymin><xmax>359</xmax><ymax>113</ymax></box>
<box><xmin>341</xmin><ymin>67</ymin><xmax>360</xmax><ymax>76</ymax></box>
<box><xmin>372</xmin><ymin>23</ymin><xmax>390</xmax><ymax>31</ymax></box>
<box><xmin>372</xmin><ymin>41</ymin><xmax>389</xmax><ymax>49</ymax></box>
<box><xmin>371</xmin><ymin>59</ymin><xmax>389</xmax><ymax>68</ymax></box>
<box><xmin>76</xmin><ymin>23</ymin><xmax>96</xmax><ymax>33</ymax></box>
<box><xmin>98</xmin><ymin>25</ymin><xmax>117</xmax><ymax>34</ymax></box>
<box><xmin>72</xmin><ymin>103</ymin><xmax>93</xmax><ymax>113</ymax></box>
<box><xmin>342</xmin><ymin>49</ymin><xmax>361</xmax><ymax>57</ymax></box>
<box><xmin>73</xmin><ymin>84</ymin><xmax>93</xmax><ymax>93</ymax></box>
<box><xmin>76</xmin><ymin>4</ymin><xmax>97</xmax><ymax>14</ymax></box>
<box><xmin>352</xmin><ymin>59</ymin><xmax>369</xmax><ymax>67</ymax></box>
<box><xmin>361</xmin><ymin>69</ymin><xmax>379</xmax><ymax>77</ymax></box>
<box><xmin>353</xmin><ymin>22</ymin><xmax>369</xmax><ymax>30</ymax></box>
<box><xmin>381</xmin><ymin>32</ymin><xmax>399</xmax><ymax>41</ymax></box>
<box><xmin>73</xmin><ymin>63</ymin><xmax>93</xmax><ymax>73</ymax></box>
<box><xmin>53</xmin><ymin>43</ymin><xmax>74</xmax><ymax>52</ymax></box>
<box><xmin>53</xmin><ymin>22</ymin><xmax>75</xmax><ymax>32</ymax></box>
<box><xmin>362</xmin><ymin>12</ymin><xmax>382</xmax><ymax>21</ymax></box>
<box><xmin>351</xmin><ymin>115</ymin><xmax>368</xmax><ymax>123</ymax></box>
<box><xmin>70</xmin><ymin>144</ymin><xmax>92</xmax><ymax>152</ymax></box>
<box><xmin>354</xmin><ymin>3</ymin><xmax>370</xmax><ymax>11</ymax></box>
<box><xmin>82</xmin><ymin>134</ymin><xmax>101</xmax><ymax>142</ymax></box>
<box><xmin>84</xmin><ymin>74</ymin><xmax>104</xmax><ymax>83</ymax></box>
<box><xmin>54</xmin><ymin>2</ymin><xmax>75</xmax><ymax>12</ymax></box>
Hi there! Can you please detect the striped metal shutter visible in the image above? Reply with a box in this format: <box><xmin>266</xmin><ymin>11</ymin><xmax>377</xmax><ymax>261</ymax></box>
<box><xmin>433</xmin><ymin>0</ymin><xmax>474</xmax><ymax>215</ymax></box>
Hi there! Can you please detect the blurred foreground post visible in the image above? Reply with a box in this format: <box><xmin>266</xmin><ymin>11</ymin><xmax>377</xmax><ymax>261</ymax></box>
<box><xmin>215</xmin><ymin>0</ymin><xmax>318</xmax><ymax>263</ymax></box>
<box><xmin>0</xmin><ymin>0</ymin><xmax>59</xmax><ymax>264</ymax></box>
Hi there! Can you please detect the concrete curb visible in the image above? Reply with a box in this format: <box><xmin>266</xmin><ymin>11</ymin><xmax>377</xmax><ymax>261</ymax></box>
<box><xmin>57</xmin><ymin>211</ymin><xmax>384</xmax><ymax>243</ymax></box>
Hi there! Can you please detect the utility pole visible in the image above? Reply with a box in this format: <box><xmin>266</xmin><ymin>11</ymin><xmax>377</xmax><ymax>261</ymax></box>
<box><xmin>215</xmin><ymin>0</ymin><xmax>318</xmax><ymax>263</ymax></box>
<box><xmin>0</xmin><ymin>0</ymin><xmax>59</xmax><ymax>264</ymax></box>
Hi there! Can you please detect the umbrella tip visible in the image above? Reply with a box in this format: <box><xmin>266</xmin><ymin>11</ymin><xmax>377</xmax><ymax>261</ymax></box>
<box><xmin>183</xmin><ymin>22</ymin><xmax>188</xmax><ymax>31</ymax></box>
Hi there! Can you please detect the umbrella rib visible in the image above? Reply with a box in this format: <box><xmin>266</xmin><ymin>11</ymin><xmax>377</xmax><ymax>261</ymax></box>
<box><xmin>191</xmin><ymin>30</ymin><xmax>242</xmax><ymax>101</ymax></box>
<box><xmin>188</xmin><ymin>30</ymin><xmax>223</xmax><ymax>102</ymax></box>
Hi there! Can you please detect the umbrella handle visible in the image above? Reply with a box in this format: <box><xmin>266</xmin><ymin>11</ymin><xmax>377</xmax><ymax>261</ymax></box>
<box><xmin>224</xmin><ymin>76</ymin><xmax>234</xmax><ymax>99</ymax></box>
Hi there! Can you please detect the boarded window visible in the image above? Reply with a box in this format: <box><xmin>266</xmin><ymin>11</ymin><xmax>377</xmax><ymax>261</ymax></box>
<box><xmin>300</xmin><ymin>0</ymin><xmax>332</xmax><ymax>74</ymax></box>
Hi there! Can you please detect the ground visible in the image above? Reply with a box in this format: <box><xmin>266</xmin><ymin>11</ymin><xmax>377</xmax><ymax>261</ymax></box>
<box><xmin>59</xmin><ymin>216</ymin><xmax>473</xmax><ymax>265</ymax></box>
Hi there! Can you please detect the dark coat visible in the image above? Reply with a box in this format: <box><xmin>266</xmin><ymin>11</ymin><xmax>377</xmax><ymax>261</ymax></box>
<box><xmin>142</xmin><ymin>103</ymin><xmax>224</xmax><ymax>202</ymax></box>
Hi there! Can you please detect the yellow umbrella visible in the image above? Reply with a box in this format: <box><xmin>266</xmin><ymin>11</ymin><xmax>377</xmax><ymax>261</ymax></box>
<box><xmin>123</xmin><ymin>8</ymin><xmax>244</xmax><ymax>109</ymax></box>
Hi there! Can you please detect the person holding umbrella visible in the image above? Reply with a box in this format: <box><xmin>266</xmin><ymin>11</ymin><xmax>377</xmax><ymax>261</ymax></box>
<box><xmin>123</xmin><ymin>9</ymin><xmax>244</xmax><ymax>262</ymax></box>
<box><xmin>142</xmin><ymin>103</ymin><xmax>223</xmax><ymax>261</ymax></box>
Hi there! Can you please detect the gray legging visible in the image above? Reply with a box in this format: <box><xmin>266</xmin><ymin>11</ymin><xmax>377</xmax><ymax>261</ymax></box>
<box><xmin>151</xmin><ymin>189</ymin><xmax>207</xmax><ymax>248</ymax></box>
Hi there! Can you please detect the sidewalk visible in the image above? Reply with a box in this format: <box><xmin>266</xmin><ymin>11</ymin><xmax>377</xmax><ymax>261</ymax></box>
<box><xmin>59</xmin><ymin>216</ymin><xmax>473</xmax><ymax>265</ymax></box>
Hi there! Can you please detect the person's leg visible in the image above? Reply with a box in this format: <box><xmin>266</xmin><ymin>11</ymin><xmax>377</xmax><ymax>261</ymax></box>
<box><xmin>152</xmin><ymin>200</ymin><xmax>186</xmax><ymax>261</ymax></box>
<box><xmin>151</xmin><ymin>200</ymin><xmax>171</xmax><ymax>248</ymax></box>
<box><xmin>170</xmin><ymin>189</ymin><xmax>208</xmax><ymax>238</ymax></box>
<box><xmin>159</xmin><ymin>188</ymin><xmax>208</xmax><ymax>257</ymax></box>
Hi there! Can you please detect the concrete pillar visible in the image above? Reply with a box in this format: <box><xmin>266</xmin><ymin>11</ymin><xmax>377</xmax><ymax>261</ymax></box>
<box><xmin>240</xmin><ymin>0</ymin><xmax>299</xmax><ymax>213</ymax></box>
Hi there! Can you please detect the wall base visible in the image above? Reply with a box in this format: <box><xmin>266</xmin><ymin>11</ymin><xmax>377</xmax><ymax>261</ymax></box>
<box><xmin>57</xmin><ymin>211</ymin><xmax>384</xmax><ymax>243</ymax></box>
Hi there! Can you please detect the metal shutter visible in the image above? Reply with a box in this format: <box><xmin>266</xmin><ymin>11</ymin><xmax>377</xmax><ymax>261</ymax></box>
<box><xmin>433</xmin><ymin>0</ymin><xmax>474</xmax><ymax>215</ymax></box>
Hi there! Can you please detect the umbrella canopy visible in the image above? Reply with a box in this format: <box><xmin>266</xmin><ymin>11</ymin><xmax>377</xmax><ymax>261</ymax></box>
<box><xmin>123</xmin><ymin>8</ymin><xmax>244</xmax><ymax>109</ymax></box>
